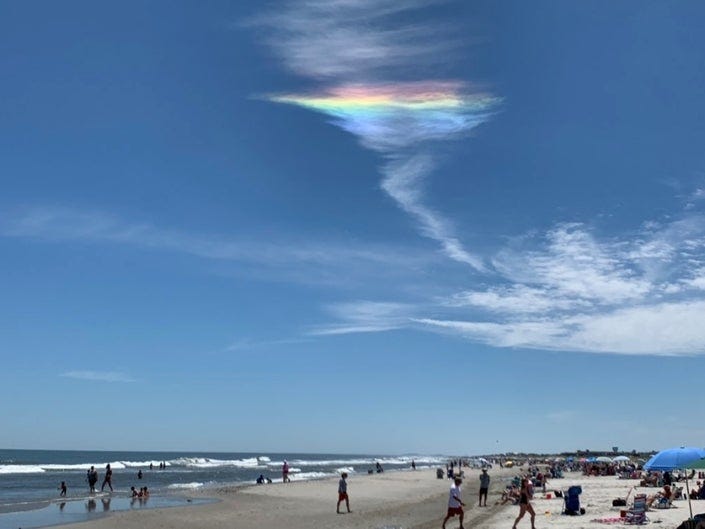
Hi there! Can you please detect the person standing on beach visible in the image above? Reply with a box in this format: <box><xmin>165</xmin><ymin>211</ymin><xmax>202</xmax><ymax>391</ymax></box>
<box><xmin>58</xmin><ymin>481</ymin><xmax>67</xmax><ymax>497</ymax></box>
<box><xmin>479</xmin><ymin>468</ymin><xmax>490</xmax><ymax>506</ymax></box>
<box><xmin>442</xmin><ymin>477</ymin><xmax>465</xmax><ymax>529</ymax></box>
<box><xmin>337</xmin><ymin>472</ymin><xmax>351</xmax><ymax>513</ymax></box>
<box><xmin>512</xmin><ymin>477</ymin><xmax>536</xmax><ymax>529</ymax></box>
<box><xmin>87</xmin><ymin>466</ymin><xmax>98</xmax><ymax>493</ymax></box>
<box><xmin>101</xmin><ymin>464</ymin><xmax>113</xmax><ymax>492</ymax></box>
<box><xmin>282</xmin><ymin>460</ymin><xmax>291</xmax><ymax>483</ymax></box>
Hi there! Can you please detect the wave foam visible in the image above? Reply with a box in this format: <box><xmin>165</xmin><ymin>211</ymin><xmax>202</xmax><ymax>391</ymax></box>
<box><xmin>0</xmin><ymin>465</ymin><xmax>46</xmax><ymax>474</ymax></box>
<box><xmin>171</xmin><ymin>457</ymin><xmax>262</xmax><ymax>469</ymax></box>
<box><xmin>167</xmin><ymin>482</ymin><xmax>204</xmax><ymax>490</ymax></box>
<box><xmin>289</xmin><ymin>471</ymin><xmax>329</xmax><ymax>481</ymax></box>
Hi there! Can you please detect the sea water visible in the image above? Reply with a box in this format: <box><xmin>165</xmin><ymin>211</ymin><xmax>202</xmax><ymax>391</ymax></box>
<box><xmin>0</xmin><ymin>449</ymin><xmax>444</xmax><ymax>528</ymax></box>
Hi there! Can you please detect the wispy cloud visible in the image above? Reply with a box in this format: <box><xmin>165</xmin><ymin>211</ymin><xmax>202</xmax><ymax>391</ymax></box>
<box><xmin>256</xmin><ymin>0</ymin><xmax>500</xmax><ymax>270</ymax></box>
<box><xmin>417</xmin><ymin>216</ymin><xmax>705</xmax><ymax>355</ymax></box>
<box><xmin>253</xmin><ymin>0</ymin><xmax>705</xmax><ymax>355</ymax></box>
<box><xmin>545</xmin><ymin>411</ymin><xmax>576</xmax><ymax>423</ymax></box>
<box><xmin>0</xmin><ymin>206</ymin><xmax>433</xmax><ymax>287</ymax></box>
<box><xmin>316</xmin><ymin>212</ymin><xmax>705</xmax><ymax>355</ymax></box>
<box><xmin>309</xmin><ymin>300</ymin><xmax>414</xmax><ymax>335</ymax></box>
<box><xmin>249</xmin><ymin>0</ymin><xmax>451</xmax><ymax>81</ymax></box>
<box><xmin>61</xmin><ymin>370</ymin><xmax>135</xmax><ymax>383</ymax></box>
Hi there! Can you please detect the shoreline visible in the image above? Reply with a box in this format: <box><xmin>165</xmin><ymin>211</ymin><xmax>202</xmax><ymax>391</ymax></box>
<box><xmin>13</xmin><ymin>466</ymin><xmax>698</xmax><ymax>529</ymax></box>
<box><xmin>38</xmin><ymin>465</ymin><xmax>520</xmax><ymax>529</ymax></box>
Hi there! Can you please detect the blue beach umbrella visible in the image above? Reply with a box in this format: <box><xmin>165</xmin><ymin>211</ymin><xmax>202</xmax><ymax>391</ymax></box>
<box><xmin>643</xmin><ymin>447</ymin><xmax>705</xmax><ymax>520</ymax></box>
<box><xmin>643</xmin><ymin>446</ymin><xmax>705</xmax><ymax>471</ymax></box>
<box><xmin>689</xmin><ymin>457</ymin><xmax>705</xmax><ymax>469</ymax></box>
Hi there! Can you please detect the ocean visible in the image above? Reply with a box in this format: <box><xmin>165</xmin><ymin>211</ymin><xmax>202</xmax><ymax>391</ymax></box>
<box><xmin>0</xmin><ymin>449</ymin><xmax>445</xmax><ymax>528</ymax></box>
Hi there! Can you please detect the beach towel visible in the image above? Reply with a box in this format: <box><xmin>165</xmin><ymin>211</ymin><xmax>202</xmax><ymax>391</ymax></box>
<box><xmin>590</xmin><ymin>517</ymin><xmax>625</xmax><ymax>524</ymax></box>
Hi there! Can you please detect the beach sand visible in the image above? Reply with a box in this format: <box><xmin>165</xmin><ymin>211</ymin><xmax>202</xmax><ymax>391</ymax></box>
<box><xmin>51</xmin><ymin>468</ymin><xmax>701</xmax><ymax>529</ymax></box>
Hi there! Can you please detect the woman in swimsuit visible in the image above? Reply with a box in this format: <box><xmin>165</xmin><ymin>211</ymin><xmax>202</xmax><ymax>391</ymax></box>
<box><xmin>512</xmin><ymin>478</ymin><xmax>536</xmax><ymax>529</ymax></box>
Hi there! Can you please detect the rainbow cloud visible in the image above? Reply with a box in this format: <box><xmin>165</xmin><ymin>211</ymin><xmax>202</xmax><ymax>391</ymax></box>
<box><xmin>270</xmin><ymin>82</ymin><xmax>499</xmax><ymax>152</ymax></box>
<box><xmin>270</xmin><ymin>82</ymin><xmax>499</xmax><ymax>270</ymax></box>
<box><xmin>257</xmin><ymin>0</ymin><xmax>501</xmax><ymax>271</ymax></box>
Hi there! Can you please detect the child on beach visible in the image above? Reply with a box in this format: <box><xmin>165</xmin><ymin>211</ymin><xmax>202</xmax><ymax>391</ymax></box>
<box><xmin>442</xmin><ymin>477</ymin><xmax>465</xmax><ymax>529</ymax></box>
<box><xmin>337</xmin><ymin>472</ymin><xmax>351</xmax><ymax>514</ymax></box>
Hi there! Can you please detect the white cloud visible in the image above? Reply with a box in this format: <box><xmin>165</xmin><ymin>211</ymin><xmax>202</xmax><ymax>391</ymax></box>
<box><xmin>493</xmin><ymin>224</ymin><xmax>652</xmax><ymax>305</ymax></box>
<box><xmin>418</xmin><ymin>299</ymin><xmax>705</xmax><ymax>356</ymax></box>
<box><xmin>381</xmin><ymin>155</ymin><xmax>486</xmax><ymax>271</ymax></box>
<box><xmin>61</xmin><ymin>371</ymin><xmax>135</xmax><ymax>383</ymax></box>
<box><xmin>545</xmin><ymin>411</ymin><xmax>576</xmax><ymax>422</ymax></box>
<box><xmin>250</xmin><ymin>0</ymin><xmax>451</xmax><ymax>81</ymax></box>
<box><xmin>410</xmin><ymin>217</ymin><xmax>705</xmax><ymax>356</ymax></box>
<box><xmin>309</xmin><ymin>300</ymin><xmax>413</xmax><ymax>335</ymax></box>
<box><xmin>446</xmin><ymin>284</ymin><xmax>590</xmax><ymax>314</ymax></box>
<box><xmin>0</xmin><ymin>206</ymin><xmax>431</xmax><ymax>286</ymax></box>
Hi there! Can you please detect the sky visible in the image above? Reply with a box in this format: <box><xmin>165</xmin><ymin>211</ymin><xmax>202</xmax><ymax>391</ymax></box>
<box><xmin>2</xmin><ymin>0</ymin><xmax>705</xmax><ymax>456</ymax></box>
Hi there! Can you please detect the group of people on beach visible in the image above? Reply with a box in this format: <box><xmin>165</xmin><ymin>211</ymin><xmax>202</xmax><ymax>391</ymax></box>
<box><xmin>130</xmin><ymin>486</ymin><xmax>150</xmax><ymax>500</ymax></box>
<box><xmin>58</xmin><ymin>462</ymin><xmax>162</xmax><ymax>499</ymax></box>
<box><xmin>85</xmin><ymin>464</ymin><xmax>113</xmax><ymax>493</ymax></box>
<box><xmin>442</xmin><ymin>467</ymin><xmax>538</xmax><ymax>529</ymax></box>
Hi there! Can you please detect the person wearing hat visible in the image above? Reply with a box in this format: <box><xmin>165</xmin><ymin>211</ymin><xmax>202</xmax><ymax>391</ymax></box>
<box><xmin>479</xmin><ymin>468</ymin><xmax>490</xmax><ymax>506</ymax></box>
<box><xmin>442</xmin><ymin>477</ymin><xmax>465</xmax><ymax>529</ymax></box>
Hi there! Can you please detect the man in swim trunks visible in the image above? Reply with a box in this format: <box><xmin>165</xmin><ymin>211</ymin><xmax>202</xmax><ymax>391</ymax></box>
<box><xmin>337</xmin><ymin>472</ymin><xmax>351</xmax><ymax>513</ymax></box>
<box><xmin>479</xmin><ymin>468</ymin><xmax>490</xmax><ymax>506</ymax></box>
<box><xmin>442</xmin><ymin>477</ymin><xmax>465</xmax><ymax>529</ymax></box>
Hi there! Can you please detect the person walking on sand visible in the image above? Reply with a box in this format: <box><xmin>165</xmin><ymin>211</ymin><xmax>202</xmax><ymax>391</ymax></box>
<box><xmin>58</xmin><ymin>481</ymin><xmax>67</xmax><ymax>497</ymax></box>
<box><xmin>101</xmin><ymin>464</ymin><xmax>113</xmax><ymax>492</ymax></box>
<box><xmin>442</xmin><ymin>477</ymin><xmax>465</xmax><ymax>529</ymax></box>
<box><xmin>337</xmin><ymin>472</ymin><xmax>351</xmax><ymax>513</ymax></box>
<box><xmin>512</xmin><ymin>477</ymin><xmax>536</xmax><ymax>529</ymax></box>
<box><xmin>282</xmin><ymin>460</ymin><xmax>291</xmax><ymax>483</ymax></box>
<box><xmin>479</xmin><ymin>468</ymin><xmax>490</xmax><ymax>506</ymax></box>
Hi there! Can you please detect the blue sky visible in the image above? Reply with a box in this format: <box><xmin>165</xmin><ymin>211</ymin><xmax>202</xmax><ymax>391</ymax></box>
<box><xmin>2</xmin><ymin>0</ymin><xmax>705</xmax><ymax>455</ymax></box>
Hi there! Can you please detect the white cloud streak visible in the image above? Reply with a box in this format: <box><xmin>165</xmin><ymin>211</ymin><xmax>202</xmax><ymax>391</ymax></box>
<box><xmin>250</xmin><ymin>0</ymin><xmax>450</xmax><ymax>81</ymax></box>
<box><xmin>0</xmin><ymin>206</ymin><xmax>431</xmax><ymax>285</ymax></box>
<box><xmin>309</xmin><ymin>300</ymin><xmax>413</xmax><ymax>335</ymax></box>
<box><xmin>61</xmin><ymin>371</ymin><xmax>135</xmax><ymax>383</ymax></box>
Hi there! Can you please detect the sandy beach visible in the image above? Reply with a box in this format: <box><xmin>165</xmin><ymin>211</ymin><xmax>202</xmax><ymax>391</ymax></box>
<box><xmin>50</xmin><ymin>468</ymin><xmax>702</xmax><ymax>529</ymax></box>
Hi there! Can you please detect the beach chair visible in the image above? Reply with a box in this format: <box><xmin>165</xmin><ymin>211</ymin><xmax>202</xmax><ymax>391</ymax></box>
<box><xmin>625</xmin><ymin>494</ymin><xmax>648</xmax><ymax>524</ymax></box>
<box><xmin>654</xmin><ymin>486</ymin><xmax>682</xmax><ymax>509</ymax></box>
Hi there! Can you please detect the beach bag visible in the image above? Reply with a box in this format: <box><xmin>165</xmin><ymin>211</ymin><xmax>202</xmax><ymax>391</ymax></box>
<box><xmin>613</xmin><ymin>487</ymin><xmax>633</xmax><ymax>507</ymax></box>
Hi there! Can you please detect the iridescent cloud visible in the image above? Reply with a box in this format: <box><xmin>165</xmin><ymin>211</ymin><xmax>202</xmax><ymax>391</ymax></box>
<box><xmin>270</xmin><ymin>82</ymin><xmax>499</xmax><ymax>151</ymax></box>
